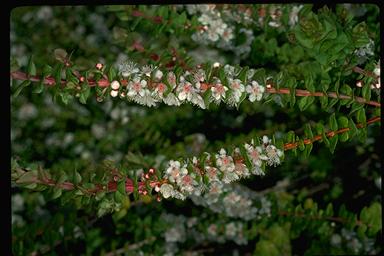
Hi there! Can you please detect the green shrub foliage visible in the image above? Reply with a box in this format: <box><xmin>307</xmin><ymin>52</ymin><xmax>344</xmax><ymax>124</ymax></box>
<box><xmin>11</xmin><ymin>4</ymin><xmax>381</xmax><ymax>255</ymax></box>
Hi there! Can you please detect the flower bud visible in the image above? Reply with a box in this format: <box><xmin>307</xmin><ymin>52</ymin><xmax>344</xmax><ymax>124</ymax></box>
<box><xmin>95</xmin><ymin>63</ymin><xmax>103</xmax><ymax>70</ymax></box>
<box><xmin>110</xmin><ymin>90</ymin><xmax>119</xmax><ymax>97</ymax></box>
<box><xmin>111</xmin><ymin>80</ymin><xmax>120</xmax><ymax>90</ymax></box>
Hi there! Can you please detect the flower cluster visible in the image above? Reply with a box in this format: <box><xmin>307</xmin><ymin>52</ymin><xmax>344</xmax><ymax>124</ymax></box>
<box><xmin>330</xmin><ymin>228</ymin><xmax>377</xmax><ymax>254</ymax></box>
<box><xmin>190</xmin><ymin>183</ymin><xmax>273</xmax><ymax>220</ymax></box>
<box><xmin>186</xmin><ymin>5</ymin><xmax>234</xmax><ymax>44</ymax></box>
<box><xmin>161</xmin><ymin>213</ymin><xmax>248</xmax><ymax>255</ymax></box>
<box><xmin>112</xmin><ymin>60</ymin><xmax>268</xmax><ymax>109</ymax></box>
<box><xmin>354</xmin><ymin>38</ymin><xmax>375</xmax><ymax>64</ymax></box>
<box><xmin>186</xmin><ymin>4</ymin><xmax>254</xmax><ymax>60</ymax></box>
<box><xmin>158</xmin><ymin>136</ymin><xmax>283</xmax><ymax>200</ymax></box>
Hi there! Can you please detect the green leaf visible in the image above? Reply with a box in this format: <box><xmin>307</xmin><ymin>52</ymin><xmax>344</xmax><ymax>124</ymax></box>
<box><xmin>13</xmin><ymin>80</ymin><xmax>31</xmax><ymax>97</ymax></box>
<box><xmin>329</xmin><ymin>113</ymin><xmax>338</xmax><ymax>131</ymax></box>
<box><xmin>51</xmin><ymin>187</ymin><xmax>63</xmax><ymax>199</ymax></box>
<box><xmin>303</xmin><ymin>143</ymin><xmax>313</xmax><ymax>158</ymax></box>
<box><xmin>325</xmin><ymin>203</ymin><xmax>334</xmax><ymax>216</ymax></box>
<box><xmin>304</xmin><ymin>124</ymin><xmax>314</xmax><ymax>139</ymax></box>
<box><xmin>114</xmin><ymin>191</ymin><xmax>125</xmax><ymax>204</ymax></box>
<box><xmin>338</xmin><ymin>116</ymin><xmax>348</xmax><ymax>128</ymax></box>
<box><xmin>53</xmin><ymin>63</ymin><xmax>64</xmax><ymax>87</ymax></box>
<box><xmin>319</xmin><ymin>95</ymin><xmax>328</xmax><ymax>109</ymax></box>
<box><xmin>361</xmin><ymin>83</ymin><xmax>371</xmax><ymax>102</ymax></box>
<box><xmin>27</xmin><ymin>55</ymin><xmax>36</xmax><ymax>76</ymax></box>
<box><xmin>16</xmin><ymin>170</ymin><xmax>38</xmax><ymax>184</ymax></box>
<box><xmin>54</xmin><ymin>48</ymin><xmax>68</xmax><ymax>62</ymax></box>
<box><xmin>33</xmin><ymin>65</ymin><xmax>52</xmax><ymax>94</ymax></box>
<box><xmin>298</xmin><ymin>97</ymin><xmax>308</xmax><ymax>111</ymax></box>
<box><xmin>254</xmin><ymin>240</ymin><xmax>280</xmax><ymax>256</ymax></box>
<box><xmin>356</xmin><ymin>108</ymin><xmax>366</xmax><ymax>125</ymax></box>
<box><xmin>117</xmin><ymin>179</ymin><xmax>126</xmax><ymax>196</ymax></box>
<box><xmin>305</xmin><ymin>74</ymin><xmax>315</xmax><ymax>93</ymax></box>
<box><xmin>238</xmin><ymin>66</ymin><xmax>249</xmax><ymax>83</ymax></box>
<box><xmin>294</xmin><ymin>26</ymin><xmax>314</xmax><ymax>49</ymax></box>
<box><xmin>329</xmin><ymin>135</ymin><xmax>338</xmax><ymax>153</ymax></box>
<box><xmin>298</xmin><ymin>139</ymin><xmax>305</xmax><ymax>151</ymax></box>
<box><xmin>348</xmin><ymin>118</ymin><xmax>358</xmax><ymax>138</ymax></box>
<box><xmin>79</xmin><ymin>84</ymin><xmax>91</xmax><ymax>104</ymax></box>
<box><xmin>74</xmin><ymin>171</ymin><xmax>82</xmax><ymax>184</ymax></box>
<box><xmin>338</xmin><ymin>116</ymin><xmax>349</xmax><ymax>142</ymax></box>
<box><xmin>108</xmin><ymin>66</ymin><xmax>117</xmax><ymax>81</ymax></box>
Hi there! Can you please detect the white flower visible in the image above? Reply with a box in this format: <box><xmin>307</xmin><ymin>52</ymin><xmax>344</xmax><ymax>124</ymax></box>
<box><xmin>133</xmin><ymin>89</ymin><xmax>157</xmax><ymax>107</ymax></box>
<box><xmin>208</xmin><ymin>181</ymin><xmax>223</xmax><ymax>194</ymax></box>
<box><xmin>154</xmin><ymin>69</ymin><xmax>163</xmax><ymax>80</ymax></box>
<box><xmin>153</xmin><ymin>83</ymin><xmax>167</xmax><ymax>98</ymax></box>
<box><xmin>211</xmin><ymin>83</ymin><xmax>228</xmax><ymax>101</ymax></box>
<box><xmin>166</xmin><ymin>160</ymin><xmax>188</xmax><ymax>183</ymax></box>
<box><xmin>192</xmin><ymin>69</ymin><xmax>206</xmax><ymax>83</ymax></box>
<box><xmin>262</xmin><ymin>135</ymin><xmax>271</xmax><ymax>145</ymax></box>
<box><xmin>141</xmin><ymin>65</ymin><xmax>155</xmax><ymax>77</ymax></box>
<box><xmin>225</xmin><ymin>222</ymin><xmax>237</xmax><ymax>237</ymax></box>
<box><xmin>216</xmin><ymin>148</ymin><xmax>235</xmax><ymax>172</ymax></box>
<box><xmin>118</xmin><ymin>61</ymin><xmax>139</xmax><ymax>78</ymax></box>
<box><xmin>127</xmin><ymin>77</ymin><xmax>147</xmax><ymax>97</ymax></box>
<box><xmin>289</xmin><ymin>5</ymin><xmax>303</xmax><ymax>27</ymax></box>
<box><xmin>179</xmin><ymin>174</ymin><xmax>198</xmax><ymax>194</ymax></box>
<box><xmin>205</xmin><ymin>166</ymin><xmax>220</xmax><ymax>181</ymax></box>
<box><xmin>224</xmin><ymin>64</ymin><xmax>236</xmax><ymax>77</ymax></box>
<box><xmin>228</xmin><ymin>78</ymin><xmax>245</xmax><ymax>102</ymax></box>
<box><xmin>190</xmin><ymin>93</ymin><xmax>206</xmax><ymax>109</ymax></box>
<box><xmin>268</xmin><ymin>21</ymin><xmax>281</xmax><ymax>28</ymax></box>
<box><xmin>265</xmin><ymin>145</ymin><xmax>284</xmax><ymax>166</ymax></box>
<box><xmin>222</xmin><ymin>27</ymin><xmax>234</xmax><ymax>42</ymax></box>
<box><xmin>167</xmin><ymin>72</ymin><xmax>177</xmax><ymax>88</ymax></box>
<box><xmin>177</xmin><ymin>82</ymin><xmax>194</xmax><ymax>101</ymax></box>
<box><xmin>246</xmin><ymin>81</ymin><xmax>265</xmax><ymax>102</ymax></box>
<box><xmin>163</xmin><ymin>92</ymin><xmax>181</xmax><ymax>106</ymax></box>
<box><xmin>198</xmin><ymin>13</ymin><xmax>211</xmax><ymax>25</ymax></box>
<box><xmin>222</xmin><ymin>171</ymin><xmax>239</xmax><ymax>183</ymax></box>
<box><xmin>160</xmin><ymin>184</ymin><xmax>174</xmax><ymax>199</ymax></box>
<box><xmin>207</xmin><ymin>224</ymin><xmax>217</xmax><ymax>236</ymax></box>
<box><xmin>234</xmin><ymin>162</ymin><xmax>250</xmax><ymax>177</ymax></box>
<box><xmin>374</xmin><ymin>60</ymin><xmax>380</xmax><ymax>77</ymax></box>
<box><xmin>244</xmin><ymin>143</ymin><xmax>268</xmax><ymax>167</ymax></box>
<box><xmin>111</xmin><ymin>80</ymin><xmax>120</xmax><ymax>90</ymax></box>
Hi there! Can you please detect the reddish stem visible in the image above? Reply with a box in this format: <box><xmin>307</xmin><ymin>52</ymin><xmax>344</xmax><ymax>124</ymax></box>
<box><xmin>284</xmin><ymin>116</ymin><xmax>380</xmax><ymax>150</ymax></box>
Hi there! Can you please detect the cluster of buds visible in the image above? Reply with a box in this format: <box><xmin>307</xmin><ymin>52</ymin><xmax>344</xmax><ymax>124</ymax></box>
<box><xmin>139</xmin><ymin>168</ymin><xmax>163</xmax><ymax>202</ymax></box>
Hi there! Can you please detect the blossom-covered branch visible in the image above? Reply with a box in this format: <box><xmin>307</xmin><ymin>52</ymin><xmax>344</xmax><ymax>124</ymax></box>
<box><xmin>10</xmin><ymin>63</ymin><xmax>381</xmax><ymax>108</ymax></box>
<box><xmin>12</xmin><ymin>113</ymin><xmax>379</xmax><ymax>202</ymax></box>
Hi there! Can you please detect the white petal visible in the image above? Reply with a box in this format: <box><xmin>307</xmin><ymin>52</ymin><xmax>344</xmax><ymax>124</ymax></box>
<box><xmin>178</xmin><ymin>91</ymin><xmax>187</xmax><ymax>101</ymax></box>
<box><xmin>127</xmin><ymin>90</ymin><xmax>136</xmax><ymax>97</ymax></box>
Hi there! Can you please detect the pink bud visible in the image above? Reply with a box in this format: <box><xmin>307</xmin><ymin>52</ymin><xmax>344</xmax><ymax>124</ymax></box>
<box><xmin>145</xmin><ymin>173</ymin><xmax>150</xmax><ymax>179</ymax></box>
<box><xmin>96</xmin><ymin>63</ymin><xmax>103</xmax><ymax>70</ymax></box>
<box><xmin>149</xmin><ymin>168</ymin><xmax>155</xmax><ymax>174</ymax></box>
